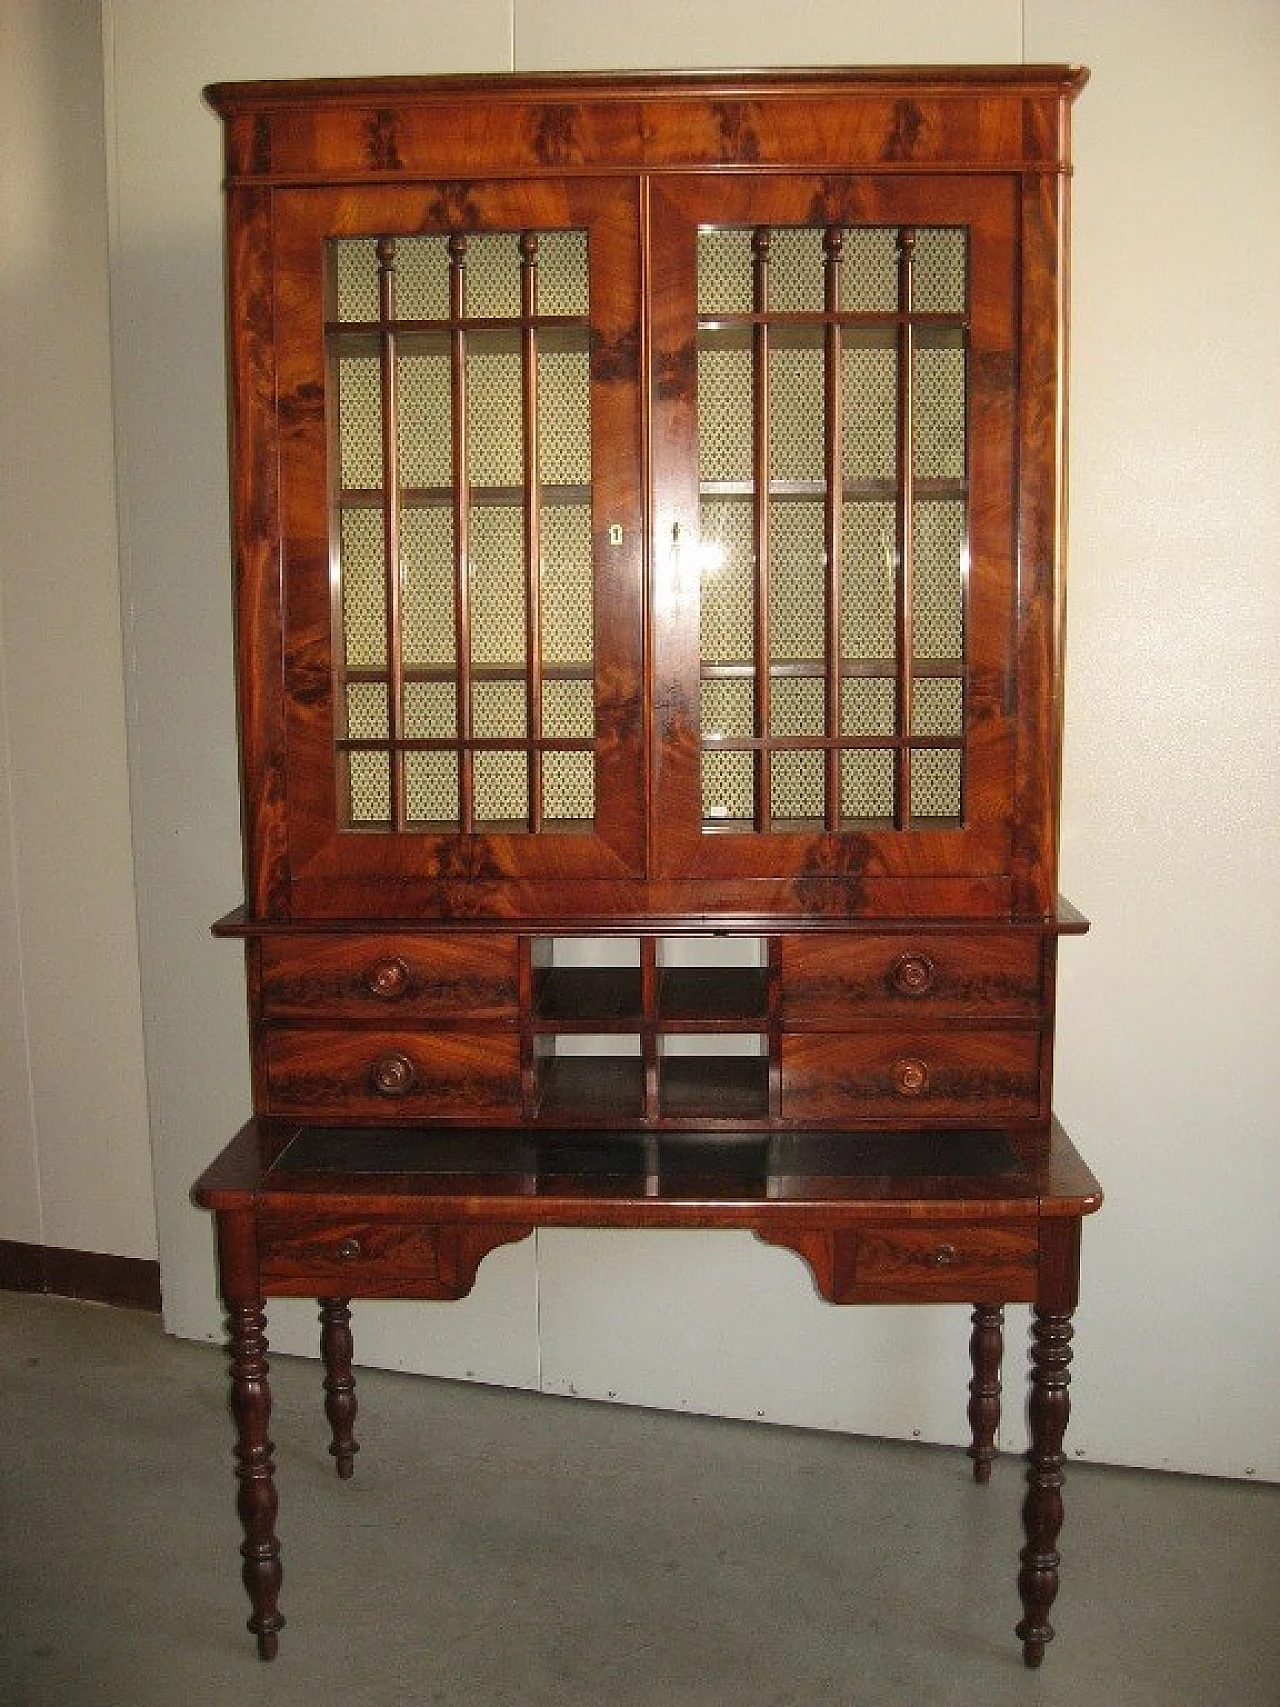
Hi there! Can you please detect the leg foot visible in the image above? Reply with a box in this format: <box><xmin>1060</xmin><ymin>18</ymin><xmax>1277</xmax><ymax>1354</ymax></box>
<box><xmin>228</xmin><ymin>1300</ymin><xmax>284</xmax><ymax>1658</ymax></box>
<box><xmin>1016</xmin><ymin>1307</ymin><xmax>1074</xmax><ymax>1664</ymax></box>
<box><xmin>319</xmin><ymin>1298</ymin><xmax>359</xmax><ymax>1478</ymax></box>
<box><xmin>967</xmin><ymin>1303</ymin><xmax>1004</xmax><ymax>1484</ymax></box>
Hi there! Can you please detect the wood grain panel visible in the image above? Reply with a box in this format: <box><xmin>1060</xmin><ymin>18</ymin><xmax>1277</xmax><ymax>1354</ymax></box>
<box><xmin>782</xmin><ymin>932</ymin><xmax>1043</xmax><ymax>1023</ymax></box>
<box><xmin>262</xmin><ymin>1028</ymin><xmax>521</xmax><ymax>1121</ymax></box>
<box><xmin>781</xmin><ymin>1028</ymin><xmax>1042</xmax><ymax>1123</ymax></box>
<box><xmin>260</xmin><ymin>933</ymin><xmax>518</xmax><ymax>1021</ymax></box>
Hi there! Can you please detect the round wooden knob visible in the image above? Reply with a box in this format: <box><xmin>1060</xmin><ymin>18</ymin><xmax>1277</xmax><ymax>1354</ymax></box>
<box><xmin>933</xmin><ymin>1243</ymin><xmax>958</xmax><ymax>1267</ymax></box>
<box><xmin>892</xmin><ymin>953</ymin><xmax>936</xmax><ymax>996</ymax></box>
<box><xmin>363</xmin><ymin>956</ymin><xmax>410</xmax><ymax>999</ymax></box>
<box><xmin>891</xmin><ymin>1056</ymin><xmax>930</xmax><ymax>1096</ymax></box>
<box><xmin>370</xmin><ymin>1053</ymin><xmax>416</xmax><ymax>1097</ymax></box>
<box><xmin>336</xmin><ymin>1237</ymin><xmax>363</xmax><ymax>1262</ymax></box>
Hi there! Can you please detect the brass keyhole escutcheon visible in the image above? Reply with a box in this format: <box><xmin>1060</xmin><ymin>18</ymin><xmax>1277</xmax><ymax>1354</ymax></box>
<box><xmin>336</xmin><ymin>1237</ymin><xmax>363</xmax><ymax>1262</ymax></box>
<box><xmin>934</xmin><ymin>1243</ymin><xmax>958</xmax><ymax>1267</ymax></box>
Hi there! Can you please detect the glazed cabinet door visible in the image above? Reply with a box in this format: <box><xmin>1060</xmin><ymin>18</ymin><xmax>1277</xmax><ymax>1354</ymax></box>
<box><xmin>649</xmin><ymin>175</ymin><xmax>1024</xmax><ymax>912</ymax></box>
<box><xmin>236</xmin><ymin>179</ymin><xmax>644</xmax><ymax>916</ymax></box>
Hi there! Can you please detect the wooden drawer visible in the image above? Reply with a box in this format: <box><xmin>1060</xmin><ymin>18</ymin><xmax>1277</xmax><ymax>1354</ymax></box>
<box><xmin>781</xmin><ymin>934</ymin><xmax>1043</xmax><ymax>1025</ymax></box>
<box><xmin>262</xmin><ymin>1028</ymin><xmax>521</xmax><ymax>1121</ymax></box>
<box><xmin>259</xmin><ymin>934</ymin><xmax>518</xmax><ymax>1022</ymax></box>
<box><xmin>831</xmin><ymin>1222</ymin><xmax>1039</xmax><ymax>1302</ymax></box>
<box><xmin>257</xmin><ymin>1215</ymin><xmax>529</xmax><ymax>1299</ymax></box>
<box><xmin>781</xmin><ymin>1028</ymin><xmax>1043</xmax><ymax>1123</ymax></box>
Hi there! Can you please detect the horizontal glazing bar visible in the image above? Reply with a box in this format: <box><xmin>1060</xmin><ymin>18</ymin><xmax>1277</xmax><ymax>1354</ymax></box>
<box><xmin>337</xmin><ymin>737</ymin><xmax>595</xmax><ymax>753</ymax></box>
<box><xmin>338</xmin><ymin>482</ymin><xmax>592</xmax><ymax>510</ymax></box>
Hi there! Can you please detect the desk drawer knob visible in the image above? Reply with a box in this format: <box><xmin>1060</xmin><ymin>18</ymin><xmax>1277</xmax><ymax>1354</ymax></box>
<box><xmin>891</xmin><ymin>1056</ymin><xmax>931</xmax><ymax>1096</ymax></box>
<box><xmin>370</xmin><ymin>1053</ymin><xmax>417</xmax><ymax>1097</ymax></box>
<box><xmin>933</xmin><ymin>1243</ymin><xmax>958</xmax><ymax>1267</ymax></box>
<box><xmin>336</xmin><ymin>1238</ymin><xmax>363</xmax><ymax>1262</ymax></box>
<box><xmin>363</xmin><ymin>956</ymin><xmax>411</xmax><ymax>1000</ymax></box>
<box><xmin>892</xmin><ymin>953</ymin><xmax>936</xmax><ymax>996</ymax></box>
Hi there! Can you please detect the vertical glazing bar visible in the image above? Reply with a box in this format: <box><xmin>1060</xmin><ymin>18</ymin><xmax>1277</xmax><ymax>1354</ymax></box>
<box><xmin>751</xmin><ymin>227</ymin><xmax>772</xmax><ymax>833</ymax></box>
<box><xmin>893</xmin><ymin>226</ymin><xmax>917</xmax><ymax>831</ymax></box>
<box><xmin>520</xmin><ymin>232</ymin><xmax>544</xmax><ymax>833</ymax></box>
<box><xmin>449</xmin><ymin>234</ymin><xmax>474</xmax><ymax>834</ymax></box>
<box><xmin>376</xmin><ymin>239</ymin><xmax>407</xmax><ymax>831</ymax></box>
<box><xmin>822</xmin><ymin>226</ymin><xmax>844</xmax><ymax>833</ymax></box>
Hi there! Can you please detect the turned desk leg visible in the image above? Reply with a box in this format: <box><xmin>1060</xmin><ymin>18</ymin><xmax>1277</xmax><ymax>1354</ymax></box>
<box><xmin>216</xmin><ymin>1210</ymin><xmax>284</xmax><ymax>1661</ymax></box>
<box><xmin>319</xmin><ymin>1298</ymin><xmax>359</xmax><ymax>1478</ymax></box>
<box><xmin>967</xmin><ymin>1304</ymin><xmax>1004</xmax><ymax>1484</ymax></box>
<box><xmin>1016</xmin><ymin>1306</ymin><xmax>1074</xmax><ymax>1668</ymax></box>
<box><xmin>227</xmin><ymin>1298</ymin><xmax>285</xmax><ymax>1660</ymax></box>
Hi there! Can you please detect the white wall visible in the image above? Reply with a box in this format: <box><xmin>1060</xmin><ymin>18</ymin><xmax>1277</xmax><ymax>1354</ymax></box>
<box><xmin>0</xmin><ymin>0</ymin><xmax>154</xmax><ymax>1260</ymax></box>
<box><xmin>23</xmin><ymin>0</ymin><xmax>1272</xmax><ymax>1479</ymax></box>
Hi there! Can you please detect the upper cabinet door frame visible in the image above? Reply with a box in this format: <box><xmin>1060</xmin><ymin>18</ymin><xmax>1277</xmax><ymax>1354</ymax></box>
<box><xmin>648</xmin><ymin>173</ymin><xmax>1021</xmax><ymax>894</ymax></box>
<box><xmin>243</xmin><ymin>177</ymin><xmax>645</xmax><ymax>913</ymax></box>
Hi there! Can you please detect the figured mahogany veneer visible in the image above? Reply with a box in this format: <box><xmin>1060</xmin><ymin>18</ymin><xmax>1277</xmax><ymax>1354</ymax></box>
<box><xmin>197</xmin><ymin>67</ymin><xmax>1099</xmax><ymax>1672</ymax></box>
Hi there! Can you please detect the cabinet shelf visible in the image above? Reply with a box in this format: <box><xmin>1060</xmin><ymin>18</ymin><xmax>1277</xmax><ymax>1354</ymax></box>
<box><xmin>535</xmin><ymin>1056</ymin><xmax>645</xmax><ymax>1122</ymax></box>
<box><xmin>534</xmin><ymin>967</ymin><xmax>644</xmax><ymax>1026</ymax></box>
<box><xmin>659</xmin><ymin>1055</ymin><xmax>770</xmax><ymax>1121</ymax></box>
<box><xmin>699</xmin><ymin>478</ymin><xmax>967</xmax><ymax>503</ymax></box>
<box><xmin>330</xmin><ymin>319</ymin><xmax>590</xmax><ymax>358</ymax></box>
<box><xmin>658</xmin><ymin>966</ymin><xmax>769</xmax><ymax>1024</ymax></box>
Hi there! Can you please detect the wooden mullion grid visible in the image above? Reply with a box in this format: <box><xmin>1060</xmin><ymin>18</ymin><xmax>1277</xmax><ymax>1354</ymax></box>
<box><xmin>822</xmin><ymin>226</ymin><xmax>844</xmax><ymax>833</ymax></box>
<box><xmin>520</xmin><ymin>232</ymin><xmax>544</xmax><ymax>833</ymax></box>
<box><xmin>375</xmin><ymin>239</ymin><xmax>407</xmax><ymax>831</ymax></box>
<box><xmin>751</xmin><ymin>227</ymin><xmax>772</xmax><ymax>833</ymax></box>
<box><xmin>893</xmin><ymin>226</ymin><xmax>917</xmax><ymax>831</ymax></box>
<box><xmin>699</xmin><ymin>656</ymin><xmax>962</xmax><ymax>680</ymax></box>
<box><xmin>448</xmin><ymin>235</ymin><xmax>475</xmax><ymax>833</ymax></box>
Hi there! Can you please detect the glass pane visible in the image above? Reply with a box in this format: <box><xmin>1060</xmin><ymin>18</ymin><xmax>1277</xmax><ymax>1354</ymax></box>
<box><xmin>542</xmin><ymin>750</ymin><xmax>594</xmax><ymax>821</ymax></box>
<box><xmin>340</xmin><ymin>510</ymin><xmax>386</xmax><ymax>668</ymax></box>
<box><xmin>462</xmin><ymin>233</ymin><xmax>523</xmax><ymax>318</ymax></box>
<box><xmin>702</xmin><ymin>750</ymin><xmax>754</xmax><ymax>823</ymax></box>
<box><xmin>400</xmin><ymin>509</ymin><xmax>455</xmax><ymax>668</ymax></box>
<box><xmin>697</xmin><ymin>228</ymin><xmax>754</xmax><ymax>316</ymax></box>
<box><xmin>700</xmin><ymin>500</ymin><xmax>754</xmax><ymax>664</ymax></box>
<box><xmin>767</xmin><ymin>227</ymin><xmax>824</xmax><ymax>312</ymax></box>
<box><xmin>771</xmin><ymin>750</ymin><xmax>823</xmax><ymax>822</ymax></box>
<box><xmin>768</xmin><ymin>502</ymin><xmax>825</xmax><ymax>666</ymax></box>
<box><xmin>913</xmin><ymin>332</ymin><xmax>966</xmax><ymax>481</ymax></box>
<box><xmin>912</xmin><ymin>500</ymin><xmax>965</xmax><ymax>663</ymax></box>
<box><xmin>472</xmin><ymin>679</ymin><xmax>527</xmax><ymax>739</ymax></box>
<box><xmin>769</xmin><ymin>345</ymin><xmax>824</xmax><ymax>482</ymax></box>
<box><xmin>911</xmin><ymin>676</ymin><xmax>963</xmax><ymax>737</ymax></box>
<box><xmin>474</xmin><ymin>750</ymin><xmax>527</xmax><ymax>824</ymax></box>
<box><xmin>841</xmin><ymin>677</ymin><xmax>895</xmax><ymax>736</ymax></box>
<box><xmin>698</xmin><ymin>344</ymin><xmax>752</xmax><ymax>481</ymax></box>
<box><xmin>467</xmin><ymin>339</ymin><xmax>523</xmax><ymax>485</ymax></box>
<box><xmin>338</xmin><ymin>357</ymin><xmax>382</xmax><ymax>487</ymax></box>
<box><xmin>911</xmin><ymin>747</ymin><xmax>962</xmax><ymax>819</ymax></box>
<box><xmin>840</xmin><ymin>501</ymin><xmax>895</xmax><ymax>661</ymax></box>
<box><xmin>701</xmin><ymin>678</ymin><xmax>753</xmax><ymax>740</ymax></box>
<box><xmin>842</xmin><ymin>749</ymin><xmax>894</xmax><ymax>819</ymax></box>
<box><xmin>840</xmin><ymin>227</ymin><xmax>897</xmax><ymax>312</ymax></box>
<box><xmin>397</xmin><ymin>353</ymin><xmax>452</xmax><ymax>487</ymax></box>
<box><xmin>406</xmin><ymin>751</ymin><xmax>457</xmax><ymax>825</ymax></box>
<box><xmin>404</xmin><ymin>680</ymin><xmax>455</xmax><ymax>740</ymax></box>
<box><xmin>535</xmin><ymin>231</ymin><xmax>589</xmax><ymax>316</ymax></box>
<box><xmin>842</xmin><ymin>341</ymin><xmax>897</xmax><ymax>482</ymax></box>
<box><xmin>540</xmin><ymin>505</ymin><xmax>594</xmax><ymax>670</ymax></box>
<box><xmin>770</xmin><ymin>677</ymin><xmax>824</xmax><ymax>737</ymax></box>
<box><xmin>542</xmin><ymin>678</ymin><xmax>593</xmax><ymax>739</ymax></box>
<box><xmin>538</xmin><ymin>345</ymin><xmax>591</xmax><ymax>484</ymax></box>
<box><xmin>913</xmin><ymin>227</ymin><xmax>966</xmax><ymax>314</ymax></box>
<box><xmin>469</xmin><ymin>507</ymin><xmax>526</xmax><ymax>666</ymax></box>
<box><xmin>348</xmin><ymin>751</ymin><xmax>390</xmax><ymax>824</ymax></box>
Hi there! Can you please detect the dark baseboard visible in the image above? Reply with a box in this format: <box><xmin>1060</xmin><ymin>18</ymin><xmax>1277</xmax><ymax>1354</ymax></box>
<box><xmin>0</xmin><ymin>1240</ymin><xmax>162</xmax><ymax>1312</ymax></box>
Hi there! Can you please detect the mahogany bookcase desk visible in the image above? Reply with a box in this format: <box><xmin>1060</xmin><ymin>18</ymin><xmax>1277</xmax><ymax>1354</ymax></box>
<box><xmin>195</xmin><ymin>66</ymin><xmax>1101</xmax><ymax>1667</ymax></box>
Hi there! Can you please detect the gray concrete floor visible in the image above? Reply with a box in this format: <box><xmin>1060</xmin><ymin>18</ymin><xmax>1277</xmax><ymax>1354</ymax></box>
<box><xmin>1</xmin><ymin>1293</ymin><xmax>1276</xmax><ymax>1707</ymax></box>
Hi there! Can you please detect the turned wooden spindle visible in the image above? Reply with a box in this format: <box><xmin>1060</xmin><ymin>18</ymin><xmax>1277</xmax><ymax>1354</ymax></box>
<box><xmin>966</xmin><ymin>1303</ymin><xmax>1005</xmax><ymax>1484</ymax></box>
<box><xmin>228</xmin><ymin>1300</ymin><xmax>284</xmax><ymax>1661</ymax></box>
<box><xmin>1017</xmin><ymin>1307</ymin><xmax>1075</xmax><ymax>1667</ymax></box>
<box><xmin>319</xmin><ymin>1298</ymin><xmax>360</xmax><ymax>1479</ymax></box>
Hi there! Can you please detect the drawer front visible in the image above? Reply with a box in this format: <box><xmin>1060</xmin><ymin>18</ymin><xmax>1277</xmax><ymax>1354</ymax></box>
<box><xmin>781</xmin><ymin>1029</ymin><xmax>1043</xmax><ymax>1122</ymax></box>
<box><xmin>781</xmin><ymin>933</ymin><xmax>1043</xmax><ymax>1024</ymax></box>
<box><xmin>831</xmin><ymin>1222</ymin><xmax>1039</xmax><ymax>1302</ymax></box>
<box><xmin>260</xmin><ymin>934</ymin><xmax>518</xmax><ymax>1022</ymax></box>
<box><xmin>259</xmin><ymin>1216</ymin><xmax>447</xmax><ymax>1294</ymax></box>
<box><xmin>262</xmin><ymin>1028</ymin><xmax>522</xmax><ymax>1121</ymax></box>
